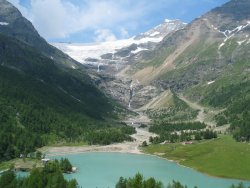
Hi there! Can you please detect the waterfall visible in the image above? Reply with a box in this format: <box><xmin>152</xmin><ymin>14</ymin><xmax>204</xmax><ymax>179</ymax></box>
<box><xmin>128</xmin><ymin>82</ymin><xmax>134</xmax><ymax>109</ymax></box>
<box><xmin>97</xmin><ymin>64</ymin><xmax>100</xmax><ymax>72</ymax></box>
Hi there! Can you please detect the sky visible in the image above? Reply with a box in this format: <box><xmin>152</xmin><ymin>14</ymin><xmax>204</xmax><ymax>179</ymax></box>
<box><xmin>8</xmin><ymin>0</ymin><xmax>229</xmax><ymax>43</ymax></box>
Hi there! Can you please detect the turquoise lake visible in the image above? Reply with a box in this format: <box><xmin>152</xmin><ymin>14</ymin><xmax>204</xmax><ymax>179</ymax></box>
<box><xmin>50</xmin><ymin>152</ymin><xmax>250</xmax><ymax>188</ymax></box>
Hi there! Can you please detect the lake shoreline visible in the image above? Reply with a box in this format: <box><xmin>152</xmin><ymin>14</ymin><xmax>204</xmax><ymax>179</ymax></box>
<box><xmin>41</xmin><ymin>143</ymin><xmax>250</xmax><ymax>182</ymax></box>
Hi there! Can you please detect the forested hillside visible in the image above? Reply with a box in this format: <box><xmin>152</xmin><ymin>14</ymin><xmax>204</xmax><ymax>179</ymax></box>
<box><xmin>0</xmin><ymin>1</ymin><xmax>131</xmax><ymax>162</ymax></box>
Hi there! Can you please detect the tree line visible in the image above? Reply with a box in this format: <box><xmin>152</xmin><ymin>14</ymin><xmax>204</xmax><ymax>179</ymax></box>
<box><xmin>0</xmin><ymin>160</ymin><xmax>77</xmax><ymax>188</ymax></box>
<box><xmin>115</xmin><ymin>173</ymin><xmax>249</xmax><ymax>188</ymax></box>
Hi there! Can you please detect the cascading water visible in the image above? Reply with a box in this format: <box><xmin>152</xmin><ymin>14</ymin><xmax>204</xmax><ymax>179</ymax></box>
<box><xmin>97</xmin><ymin>64</ymin><xmax>101</xmax><ymax>72</ymax></box>
<box><xmin>128</xmin><ymin>82</ymin><xmax>135</xmax><ymax>109</ymax></box>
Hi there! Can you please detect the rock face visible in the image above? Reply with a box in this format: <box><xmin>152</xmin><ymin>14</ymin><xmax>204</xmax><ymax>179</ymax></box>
<box><xmin>53</xmin><ymin>19</ymin><xmax>186</xmax><ymax>109</ymax></box>
<box><xmin>0</xmin><ymin>0</ymin><xmax>80</xmax><ymax>69</ymax></box>
<box><xmin>52</xmin><ymin>19</ymin><xmax>186</xmax><ymax>73</ymax></box>
<box><xmin>54</xmin><ymin>0</ymin><xmax>250</xmax><ymax>111</ymax></box>
<box><xmin>125</xmin><ymin>0</ymin><xmax>250</xmax><ymax>91</ymax></box>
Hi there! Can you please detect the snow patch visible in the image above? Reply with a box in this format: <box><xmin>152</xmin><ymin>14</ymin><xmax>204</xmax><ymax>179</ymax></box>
<box><xmin>218</xmin><ymin>43</ymin><xmax>225</xmax><ymax>49</ymax></box>
<box><xmin>165</xmin><ymin>19</ymin><xmax>171</xmax><ymax>23</ymax></box>
<box><xmin>237</xmin><ymin>40</ymin><xmax>246</xmax><ymax>45</ymax></box>
<box><xmin>0</xmin><ymin>22</ymin><xmax>9</xmax><ymax>26</ymax></box>
<box><xmin>216</xmin><ymin>22</ymin><xmax>250</xmax><ymax>50</ymax></box>
<box><xmin>207</xmin><ymin>81</ymin><xmax>215</xmax><ymax>85</ymax></box>
<box><xmin>150</xmin><ymin>31</ymin><xmax>160</xmax><ymax>37</ymax></box>
<box><xmin>71</xmin><ymin>65</ymin><xmax>76</xmax><ymax>69</ymax></box>
<box><xmin>131</xmin><ymin>47</ymin><xmax>148</xmax><ymax>54</ymax></box>
<box><xmin>71</xmin><ymin>95</ymin><xmax>81</xmax><ymax>103</ymax></box>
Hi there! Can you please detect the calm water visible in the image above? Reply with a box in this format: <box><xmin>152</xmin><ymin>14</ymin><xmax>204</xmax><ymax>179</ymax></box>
<box><xmin>50</xmin><ymin>152</ymin><xmax>250</xmax><ymax>188</ymax></box>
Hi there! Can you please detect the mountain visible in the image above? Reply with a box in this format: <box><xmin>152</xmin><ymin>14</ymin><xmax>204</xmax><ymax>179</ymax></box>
<box><xmin>0</xmin><ymin>0</ymin><xmax>130</xmax><ymax>161</ymax></box>
<box><xmin>54</xmin><ymin>0</ymin><xmax>250</xmax><ymax>141</ymax></box>
<box><xmin>53</xmin><ymin>19</ymin><xmax>186</xmax><ymax>109</ymax></box>
<box><xmin>127</xmin><ymin>0</ymin><xmax>250</xmax><ymax>86</ymax></box>
<box><xmin>0</xmin><ymin>0</ymin><xmax>79</xmax><ymax>69</ymax></box>
<box><xmin>128</xmin><ymin>0</ymin><xmax>250</xmax><ymax>140</ymax></box>
<box><xmin>135</xmin><ymin>19</ymin><xmax>186</xmax><ymax>40</ymax></box>
<box><xmin>53</xmin><ymin>19</ymin><xmax>186</xmax><ymax>72</ymax></box>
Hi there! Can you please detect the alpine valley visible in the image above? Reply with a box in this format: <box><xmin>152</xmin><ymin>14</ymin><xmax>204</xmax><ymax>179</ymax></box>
<box><xmin>0</xmin><ymin>0</ymin><xmax>250</xmax><ymax>188</ymax></box>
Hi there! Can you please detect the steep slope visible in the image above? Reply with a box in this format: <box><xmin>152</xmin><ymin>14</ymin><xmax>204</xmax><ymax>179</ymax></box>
<box><xmin>129</xmin><ymin>0</ymin><xmax>250</xmax><ymax>87</ymax></box>
<box><xmin>131</xmin><ymin>0</ymin><xmax>250</xmax><ymax>140</ymax></box>
<box><xmin>53</xmin><ymin>19</ymin><xmax>186</xmax><ymax>73</ymax></box>
<box><xmin>0</xmin><ymin>0</ymin><xmax>79</xmax><ymax>69</ymax></box>
<box><xmin>0</xmin><ymin>0</ymin><xmax>130</xmax><ymax>161</ymax></box>
<box><xmin>53</xmin><ymin>19</ymin><xmax>186</xmax><ymax>109</ymax></box>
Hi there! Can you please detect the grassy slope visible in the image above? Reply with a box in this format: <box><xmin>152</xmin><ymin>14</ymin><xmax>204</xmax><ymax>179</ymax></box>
<box><xmin>145</xmin><ymin>92</ymin><xmax>198</xmax><ymax>122</ymax></box>
<box><xmin>143</xmin><ymin>135</ymin><xmax>250</xmax><ymax>180</ymax></box>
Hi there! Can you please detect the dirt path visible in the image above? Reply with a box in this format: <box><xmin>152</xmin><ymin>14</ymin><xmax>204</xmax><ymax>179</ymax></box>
<box><xmin>179</xmin><ymin>95</ymin><xmax>216</xmax><ymax>127</ymax></box>
<box><xmin>43</xmin><ymin>113</ymin><xmax>156</xmax><ymax>156</ymax></box>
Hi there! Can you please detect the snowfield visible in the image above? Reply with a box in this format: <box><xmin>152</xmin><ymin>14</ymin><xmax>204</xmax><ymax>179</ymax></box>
<box><xmin>0</xmin><ymin>22</ymin><xmax>9</xmax><ymax>25</ymax></box>
<box><xmin>52</xmin><ymin>36</ymin><xmax>163</xmax><ymax>64</ymax></box>
<box><xmin>52</xmin><ymin>19</ymin><xmax>186</xmax><ymax>65</ymax></box>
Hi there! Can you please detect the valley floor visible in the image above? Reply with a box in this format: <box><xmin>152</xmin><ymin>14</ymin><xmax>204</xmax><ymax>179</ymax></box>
<box><xmin>42</xmin><ymin>128</ymin><xmax>155</xmax><ymax>156</ymax></box>
<box><xmin>42</xmin><ymin>113</ymin><xmax>156</xmax><ymax>156</ymax></box>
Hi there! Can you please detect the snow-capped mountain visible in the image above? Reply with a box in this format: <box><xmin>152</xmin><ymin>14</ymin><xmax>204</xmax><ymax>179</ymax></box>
<box><xmin>53</xmin><ymin>37</ymin><xmax>163</xmax><ymax>64</ymax></box>
<box><xmin>135</xmin><ymin>19</ymin><xmax>186</xmax><ymax>40</ymax></box>
<box><xmin>52</xmin><ymin>19</ymin><xmax>186</xmax><ymax>66</ymax></box>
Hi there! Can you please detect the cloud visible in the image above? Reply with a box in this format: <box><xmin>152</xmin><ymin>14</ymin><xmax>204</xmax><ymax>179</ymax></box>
<box><xmin>8</xmin><ymin>0</ymin><xmax>151</xmax><ymax>40</ymax></box>
<box><xmin>7</xmin><ymin>0</ymin><xmax>229</xmax><ymax>42</ymax></box>
<box><xmin>94</xmin><ymin>29</ymin><xmax>117</xmax><ymax>42</ymax></box>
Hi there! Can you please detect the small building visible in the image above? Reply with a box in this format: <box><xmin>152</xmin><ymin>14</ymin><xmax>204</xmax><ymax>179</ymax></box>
<box><xmin>41</xmin><ymin>158</ymin><xmax>50</xmax><ymax>164</ymax></box>
<box><xmin>72</xmin><ymin>167</ymin><xmax>77</xmax><ymax>173</ymax></box>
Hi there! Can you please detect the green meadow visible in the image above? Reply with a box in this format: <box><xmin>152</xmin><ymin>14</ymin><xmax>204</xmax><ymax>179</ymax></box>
<box><xmin>143</xmin><ymin>135</ymin><xmax>250</xmax><ymax>181</ymax></box>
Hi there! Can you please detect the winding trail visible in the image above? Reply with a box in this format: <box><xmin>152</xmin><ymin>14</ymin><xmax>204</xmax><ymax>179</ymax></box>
<box><xmin>179</xmin><ymin>95</ymin><xmax>216</xmax><ymax>127</ymax></box>
<box><xmin>179</xmin><ymin>95</ymin><xmax>230</xmax><ymax>132</ymax></box>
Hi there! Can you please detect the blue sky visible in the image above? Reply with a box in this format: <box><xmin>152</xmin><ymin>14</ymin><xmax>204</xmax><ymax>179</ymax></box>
<box><xmin>9</xmin><ymin>0</ymin><xmax>229</xmax><ymax>43</ymax></box>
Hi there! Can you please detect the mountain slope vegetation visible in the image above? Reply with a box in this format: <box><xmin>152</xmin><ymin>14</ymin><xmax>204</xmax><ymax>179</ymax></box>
<box><xmin>0</xmin><ymin>1</ymin><xmax>130</xmax><ymax>162</ymax></box>
<box><xmin>129</xmin><ymin>0</ymin><xmax>250</xmax><ymax>141</ymax></box>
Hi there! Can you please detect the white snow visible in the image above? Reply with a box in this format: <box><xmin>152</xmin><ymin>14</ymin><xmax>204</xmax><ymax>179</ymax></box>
<box><xmin>0</xmin><ymin>22</ymin><xmax>9</xmax><ymax>26</ymax></box>
<box><xmin>150</xmin><ymin>31</ymin><xmax>160</xmax><ymax>37</ymax></box>
<box><xmin>53</xmin><ymin>36</ymin><xmax>163</xmax><ymax>64</ymax></box>
<box><xmin>207</xmin><ymin>81</ymin><xmax>215</xmax><ymax>85</ymax></box>
<box><xmin>131</xmin><ymin>47</ymin><xmax>148</xmax><ymax>54</ymax></box>
<box><xmin>71</xmin><ymin>95</ymin><xmax>81</xmax><ymax>103</ymax></box>
<box><xmin>237</xmin><ymin>40</ymin><xmax>246</xmax><ymax>45</ymax></box>
<box><xmin>165</xmin><ymin>19</ymin><xmax>171</xmax><ymax>23</ymax></box>
<box><xmin>216</xmin><ymin>21</ymin><xmax>250</xmax><ymax>50</ymax></box>
<box><xmin>71</xmin><ymin>65</ymin><xmax>76</xmax><ymax>69</ymax></box>
<box><xmin>218</xmin><ymin>43</ymin><xmax>225</xmax><ymax>49</ymax></box>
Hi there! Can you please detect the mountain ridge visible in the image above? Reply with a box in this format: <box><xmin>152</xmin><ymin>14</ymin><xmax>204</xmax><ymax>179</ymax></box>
<box><xmin>0</xmin><ymin>0</ymin><xmax>132</xmax><ymax>162</ymax></box>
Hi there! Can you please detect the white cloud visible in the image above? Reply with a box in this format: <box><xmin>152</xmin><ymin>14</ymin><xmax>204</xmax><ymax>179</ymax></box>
<box><xmin>7</xmin><ymin>0</ymin><xmax>150</xmax><ymax>40</ymax></box>
<box><xmin>94</xmin><ymin>29</ymin><xmax>117</xmax><ymax>42</ymax></box>
<box><xmin>7</xmin><ymin>0</ymin><xmax>227</xmax><ymax>41</ymax></box>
